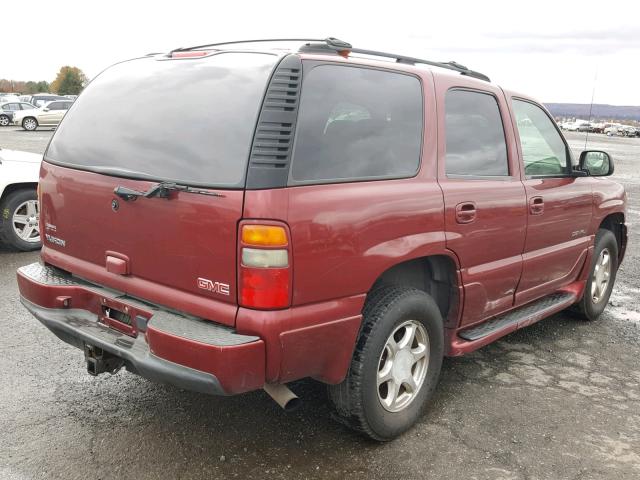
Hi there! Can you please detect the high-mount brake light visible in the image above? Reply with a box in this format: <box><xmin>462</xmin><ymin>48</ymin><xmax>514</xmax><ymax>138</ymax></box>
<box><xmin>170</xmin><ymin>51</ymin><xmax>208</xmax><ymax>58</ymax></box>
<box><xmin>239</xmin><ymin>224</ymin><xmax>291</xmax><ymax>309</ymax></box>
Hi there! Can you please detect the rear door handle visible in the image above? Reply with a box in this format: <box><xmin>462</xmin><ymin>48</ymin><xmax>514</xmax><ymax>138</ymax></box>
<box><xmin>455</xmin><ymin>202</ymin><xmax>477</xmax><ymax>224</ymax></box>
<box><xmin>529</xmin><ymin>196</ymin><xmax>544</xmax><ymax>215</ymax></box>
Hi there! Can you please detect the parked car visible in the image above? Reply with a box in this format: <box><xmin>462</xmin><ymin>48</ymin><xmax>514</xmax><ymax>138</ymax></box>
<box><xmin>0</xmin><ymin>102</ymin><xmax>37</xmax><ymax>126</ymax></box>
<box><xmin>22</xmin><ymin>94</ymin><xmax>68</xmax><ymax>107</ymax></box>
<box><xmin>13</xmin><ymin>100</ymin><xmax>73</xmax><ymax>130</ymax></box>
<box><xmin>577</xmin><ymin>122</ymin><xmax>594</xmax><ymax>132</ymax></box>
<box><xmin>0</xmin><ymin>147</ymin><xmax>42</xmax><ymax>251</ymax></box>
<box><xmin>0</xmin><ymin>94</ymin><xmax>21</xmax><ymax>103</ymax></box>
<box><xmin>16</xmin><ymin>38</ymin><xmax>627</xmax><ymax>441</ymax></box>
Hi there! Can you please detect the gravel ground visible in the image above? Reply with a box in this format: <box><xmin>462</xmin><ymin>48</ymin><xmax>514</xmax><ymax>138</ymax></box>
<box><xmin>0</xmin><ymin>127</ymin><xmax>639</xmax><ymax>480</ymax></box>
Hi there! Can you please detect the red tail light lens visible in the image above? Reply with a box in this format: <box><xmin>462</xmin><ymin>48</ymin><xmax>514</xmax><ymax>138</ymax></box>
<box><xmin>240</xmin><ymin>267</ymin><xmax>289</xmax><ymax>309</ymax></box>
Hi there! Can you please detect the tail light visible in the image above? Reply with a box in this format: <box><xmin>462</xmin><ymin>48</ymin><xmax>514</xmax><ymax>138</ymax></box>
<box><xmin>239</xmin><ymin>223</ymin><xmax>291</xmax><ymax>309</ymax></box>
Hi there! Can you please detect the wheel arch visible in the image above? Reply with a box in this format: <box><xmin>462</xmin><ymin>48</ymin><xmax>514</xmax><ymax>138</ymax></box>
<box><xmin>599</xmin><ymin>212</ymin><xmax>626</xmax><ymax>262</ymax></box>
<box><xmin>1</xmin><ymin>182</ymin><xmax>38</xmax><ymax>202</ymax></box>
<box><xmin>369</xmin><ymin>254</ymin><xmax>461</xmax><ymax>327</ymax></box>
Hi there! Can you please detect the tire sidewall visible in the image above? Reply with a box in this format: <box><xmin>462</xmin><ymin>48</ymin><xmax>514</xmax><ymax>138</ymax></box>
<box><xmin>360</xmin><ymin>291</ymin><xmax>443</xmax><ymax>440</ymax></box>
<box><xmin>0</xmin><ymin>115</ymin><xmax>9</xmax><ymax>126</ymax></box>
<box><xmin>581</xmin><ymin>230</ymin><xmax>618</xmax><ymax>320</ymax></box>
<box><xmin>0</xmin><ymin>189</ymin><xmax>41</xmax><ymax>251</ymax></box>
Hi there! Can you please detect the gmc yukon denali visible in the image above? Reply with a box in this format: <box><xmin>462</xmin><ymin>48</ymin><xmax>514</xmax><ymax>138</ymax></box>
<box><xmin>17</xmin><ymin>38</ymin><xmax>627</xmax><ymax>440</ymax></box>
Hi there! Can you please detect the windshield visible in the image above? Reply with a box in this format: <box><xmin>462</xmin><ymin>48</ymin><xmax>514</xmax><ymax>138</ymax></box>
<box><xmin>46</xmin><ymin>52</ymin><xmax>279</xmax><ymax>188</ymax></box>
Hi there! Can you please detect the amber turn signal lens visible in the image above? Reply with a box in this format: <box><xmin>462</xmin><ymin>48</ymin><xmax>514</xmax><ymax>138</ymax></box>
<box><xmin>241</xmin><ymin>225</ymin><xmax>288</xmax><ymax>247</ymax></box>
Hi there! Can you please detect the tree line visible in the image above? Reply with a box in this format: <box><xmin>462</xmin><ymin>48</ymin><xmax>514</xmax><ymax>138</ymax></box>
<box><xmin>0</xmin><ymin>66</ymin><xmax>87</xmax><ymax>96</ymax></box>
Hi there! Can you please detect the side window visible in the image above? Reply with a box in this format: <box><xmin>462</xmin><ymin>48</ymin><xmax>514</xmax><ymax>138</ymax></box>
<box><xmin>48</xmin><ymin>102</ymin><xmax>61</xmax><ymax>110</ymax></box>
<box><xmin>445</xmin><ymin>89</ymin><xmax>509</xmax><ymax>176</ymax></box>
<box><xmin>512</xmin><ymin>100</ymin><xmax>568</xmax><ymax>176</ymax></box>
<box><xmin>291</xmin><ymin>65</ymin><xmax>423</xmax><ymax>183</ymax></box>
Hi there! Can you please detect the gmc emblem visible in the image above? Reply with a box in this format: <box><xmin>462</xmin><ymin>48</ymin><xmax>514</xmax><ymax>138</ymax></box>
<box><xmin>197</xmin><ymin>277</ymin><xmax>230</xmax><ymax>296</ymax></box>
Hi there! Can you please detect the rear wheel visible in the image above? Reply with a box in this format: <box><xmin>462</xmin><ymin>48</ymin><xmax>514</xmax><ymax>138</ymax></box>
<box><xmin>0</xmin><ymin>114</ymin><xmax>9</xmax><ymax>126</ymax></box>
<box><xmin>22</xmin><ymin>117</ymin><xmax>38</xmax><ymax>131</ymax></box>
<box><xmin>0</xmin><ymin>189</ymin><xmax>41</xmax><ymax>251</ymax></box>
<box><xmin>328</xmin><ymin>286</ymin><xmax>444</xmax><ymax>441</ymax></box>
<box><xmin>573</xmin><ymin>229</ymin><xmax>618</xmax><ymax>321</ymax></box>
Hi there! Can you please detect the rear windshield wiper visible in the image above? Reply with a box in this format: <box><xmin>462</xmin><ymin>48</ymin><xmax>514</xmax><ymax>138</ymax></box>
<box><xmin>114</xmin><ymin>181</ymin><xmax>225</xmax><ymax>201</ymax></box>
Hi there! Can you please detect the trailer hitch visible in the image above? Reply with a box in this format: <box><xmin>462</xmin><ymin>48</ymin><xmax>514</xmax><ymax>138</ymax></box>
<box><xmin>84</xmin><ymin>344</ymin><xmax>124</xmax><ymax>376</ymax></box>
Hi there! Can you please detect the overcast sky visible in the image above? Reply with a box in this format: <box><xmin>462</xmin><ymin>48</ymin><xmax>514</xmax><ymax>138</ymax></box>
<box><xmin>3</xmin><ymin>0</ymin><xmax>639</xmax><ymax>105</ymax></box>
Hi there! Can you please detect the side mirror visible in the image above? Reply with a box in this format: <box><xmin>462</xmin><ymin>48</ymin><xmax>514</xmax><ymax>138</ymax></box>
<box><xmin>579</xmin><ymin>150</ymin><xmax>614</xmax><ymax>176</ymax></box>
<box><xmin>42</xmin><ymin>107</ymin><xmax>49</xmax><ymax>112</ymax></box>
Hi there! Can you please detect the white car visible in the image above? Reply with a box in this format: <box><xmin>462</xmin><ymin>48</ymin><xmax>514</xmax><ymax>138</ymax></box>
<box><xmin>0</xmin><ymin>148</ymin><xmax>42</xmax><ymax>251</ymax></box>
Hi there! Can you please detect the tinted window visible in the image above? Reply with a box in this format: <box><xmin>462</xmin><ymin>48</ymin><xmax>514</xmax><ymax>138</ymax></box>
<box><xmin>445</xmin><ymin>90</ymin><xmax>508</xmax><ymax>176</ymax></box>
<box><xmin>46</xmin><ymin>52</ymin><xmax>278</xmax><ymax>188</ymax></box>
<box><xmin>47</xmin><ymin>102</ymin><xmax>62</xmax><ymax>110</ymax></box>
<box><xmin>512</xmin><ymin>100</ymin><xmax>568</xmax><ymax>176</ymax></box>
<box><xmin>20</xmin><ymin>103</ymin><xmax>35</xmax><ymax>109</ymax></box>
<box><xmin>291</xmin><ymin>65</ymin><xmax>422</xmax><ymax>182</ymax></box>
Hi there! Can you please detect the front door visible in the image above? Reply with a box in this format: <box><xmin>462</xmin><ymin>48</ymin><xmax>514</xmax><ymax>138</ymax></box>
<box><xmin>508</xmin><ymin>98</ymin><xmax>593</xmax><ymax>305</ymax></box>
<box><xmin>436</xmin><ymin>80</ymin><xmax>527</xmax><ymax>327</ymax></box>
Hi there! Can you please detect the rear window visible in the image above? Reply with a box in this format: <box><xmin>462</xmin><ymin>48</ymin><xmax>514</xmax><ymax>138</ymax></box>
<box><xmin>46</xmin><ymin>52</ymin><xmax>279</xmax><ymax>188</ymax></box>
<box><xmin>290</xmin><ymin>65</ymin><xmax>422</xmax><ymax>183</ymax></box>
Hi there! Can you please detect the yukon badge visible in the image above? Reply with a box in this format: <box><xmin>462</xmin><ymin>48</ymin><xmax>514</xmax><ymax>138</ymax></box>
<box><xmin>197</xmin><ymin>277</ymin><xmax>230</xmax><ymax>296</ymax></box>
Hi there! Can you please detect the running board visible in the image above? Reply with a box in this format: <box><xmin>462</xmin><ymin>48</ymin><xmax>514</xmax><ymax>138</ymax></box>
<box><xmin>459</xmin><ymin>291</ymin><xmax>577</xmax><ymax>341</ymax></box>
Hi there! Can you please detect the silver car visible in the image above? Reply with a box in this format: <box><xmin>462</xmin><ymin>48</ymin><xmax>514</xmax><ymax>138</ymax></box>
<box><xmin>14</xmin><ymin>100</ymin><xmax>74</xmax><ymax>131</ymax></box>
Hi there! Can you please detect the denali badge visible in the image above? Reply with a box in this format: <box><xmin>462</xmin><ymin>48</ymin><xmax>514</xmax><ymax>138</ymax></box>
<box><xmin>197</xmin><ymin>277</ymin><xmax>230</xmax><ymax>296</ymax></box>
<box><xmin>45</xmin><ymin>233</ymin><xmax>66</xmax><ymax>247</ymax></box>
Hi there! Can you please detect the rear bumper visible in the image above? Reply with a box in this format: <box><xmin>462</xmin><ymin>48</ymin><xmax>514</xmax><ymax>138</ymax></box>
<box><xmin>17</xmin><ymin>263</ymin><xmax>265</xmax><ymax>395</ymax></box>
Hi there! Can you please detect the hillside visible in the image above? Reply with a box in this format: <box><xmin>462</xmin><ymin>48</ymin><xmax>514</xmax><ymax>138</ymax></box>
<box><xmin>545</xmin><ymin>103</ymin><xmax>640</xmax><ymax>120</ymax></box>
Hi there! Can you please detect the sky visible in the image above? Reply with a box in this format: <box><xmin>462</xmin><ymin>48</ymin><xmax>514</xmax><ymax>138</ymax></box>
<box><xmin>2</xmin><ymin>0</ymin><xmax>640</xmax><ymax>105</ymax></box>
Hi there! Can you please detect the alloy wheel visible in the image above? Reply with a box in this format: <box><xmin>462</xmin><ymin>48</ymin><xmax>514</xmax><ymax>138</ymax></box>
<box><xmin>377</xmin><ymin>320</ymin><xmax>429</xmax><ymax>413</ymax></box>
<box><xmin>12</xmin><ymin>200</ymin><xmax>40</xmax><ymax>243</ymax></box>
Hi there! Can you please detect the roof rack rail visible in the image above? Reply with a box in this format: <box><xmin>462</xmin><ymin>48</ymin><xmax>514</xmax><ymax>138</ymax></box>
<box><xmin>300</xmin><ymin>39</ymin><xmax>490</xmax><ymax>82</ymax></box>
<box><xmin>169</xmin><ymin>38</ymin><xmax>344</xmax><ymax>54</ymax></box>
<box><xmin>168</xmin><ymin>37</ymin><xmax>489</xmax><ymax>82</ymax></box>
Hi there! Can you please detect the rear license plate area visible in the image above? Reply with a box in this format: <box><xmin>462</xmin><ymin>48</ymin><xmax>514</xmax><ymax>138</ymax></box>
<box><xmin>99</xmin><ymin>298</ymin><xmax>136</xmax><ymax>337</ymax></box>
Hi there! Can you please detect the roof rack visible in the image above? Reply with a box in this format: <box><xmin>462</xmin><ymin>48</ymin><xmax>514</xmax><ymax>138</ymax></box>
<box><xmin>299</xmin><ymin>39</ymin><xmax>490</xmax><ymax>82</ymax></box>
<box><xmin>168</xmin><ymin>37</ymin><xmax>490</xmax><ymax>82</ymax></box>
<box><xmin>169</xmin><ymin>38</ymin><xmax>332</xmax><ymax>54</ymax></box>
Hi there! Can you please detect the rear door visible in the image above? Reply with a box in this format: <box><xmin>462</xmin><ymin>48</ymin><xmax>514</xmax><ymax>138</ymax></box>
<box><xmin>40</xmin><ymin>51</ymin><xmax>280</xmax><ymax>326</ymax></box>
<box><xmin>508</xmin><ymin>97</ymin><xmax>593</xmax><ymax>305</ymax></box>
<box><xmin>39</xmin><ymin>101</ymin><xmax>62</xmax><ymax>125</ymax></box>
<box><xmin>435</xmin><ymin>79</ymin><xmax>527</xmax><ymax>326</ymax></box>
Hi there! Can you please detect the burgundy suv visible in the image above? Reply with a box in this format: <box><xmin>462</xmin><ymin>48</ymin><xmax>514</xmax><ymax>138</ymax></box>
<box><xmin>17</xmin><ymin>38</ymin><xmax>627</xmax><ymax>440</ymax></box>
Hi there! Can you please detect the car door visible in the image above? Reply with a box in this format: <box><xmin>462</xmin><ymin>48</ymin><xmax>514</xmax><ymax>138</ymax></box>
<box><xmin>435</xmin><ymin>78</ymin><xmax>527</xmax><ymax>327</ymax></box>
<box><xmin>508</xmin><ymin>97</ymin><xmax>593</xmax><ymax>305</ymax></box>
<box><xmin>38</xmin><ymin>101</ymin><xmax>62</xmax><ymax>125</ymax></box>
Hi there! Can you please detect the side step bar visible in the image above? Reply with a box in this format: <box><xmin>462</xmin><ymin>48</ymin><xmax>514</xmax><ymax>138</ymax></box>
<box><xmin>459</xmin><ymin>291</ymin><xmax>577</xmax><ymax>341</ymax></box>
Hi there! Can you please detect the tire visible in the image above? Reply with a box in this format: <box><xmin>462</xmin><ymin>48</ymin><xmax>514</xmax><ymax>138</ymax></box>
<box><xmin>0</xmin><ymin>114</ymin><xmax>9</xmax><ymax>127</ymax></box>
<box><xmin>572</xmin><ymin>229</ymin><xmax>618</xmax><ymax>321</ymax></box>
<box><xmin>22</xmin><ymin>117</ymin><xmax>38</xmax><ymax>131</ymax></box>
<box><xmin>328</xmin><ymin>286</ymin><xmax>444</xmax><ymax>441</ymax></box>
<box><xmin>0</xmin><ymin>189</ymin><xmax>41</xmax><ymax>251</ymax></box>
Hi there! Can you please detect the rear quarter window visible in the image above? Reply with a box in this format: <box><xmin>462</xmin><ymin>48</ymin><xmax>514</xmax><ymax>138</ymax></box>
<box><xmin>290</xmin><ymin>65</ymin><xmax>423</xmax><ymax>183</ymax></box>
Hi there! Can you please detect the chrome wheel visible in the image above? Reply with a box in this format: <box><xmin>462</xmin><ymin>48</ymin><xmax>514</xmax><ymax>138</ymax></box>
<box><xmin>23</xmin><ymin>118</ymin><xmax>37</xmax><ymax>131</ymax></box>
<box><xmin>12</xmin><ymin>200</ymin><xmax>40</xmax><ymax>243</ymax></box>
<box><xmin>591</xmin><ymin>248</ymin><xmax>611</xmax><ymax>304</ymax></box>
<box><xmin>0</xmin><ymin>115</ymin><xmax>9</xmax><ymax>126</ymax></box>
<box><xmin>377</xmin><ymin>320</ymin><xmax>429</xmax><ymax>413</ymax></box>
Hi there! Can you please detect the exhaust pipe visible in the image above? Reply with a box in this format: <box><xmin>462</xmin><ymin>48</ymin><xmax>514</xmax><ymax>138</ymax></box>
<box><xmin>263</xmin><ymin>383</ymin><xmax>301</xmax><ymax>411</ymax></box>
